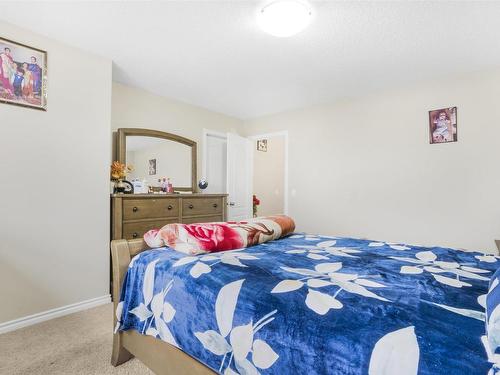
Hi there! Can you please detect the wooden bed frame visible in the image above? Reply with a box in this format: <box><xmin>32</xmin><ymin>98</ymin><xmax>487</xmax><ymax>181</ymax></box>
<box><xmin>110</xmin><ymin>239</ymin><xmax>215</xmax><ymax>374</ymax></box>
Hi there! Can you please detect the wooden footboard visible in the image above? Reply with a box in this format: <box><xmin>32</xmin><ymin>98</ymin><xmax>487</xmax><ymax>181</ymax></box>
<box><xmin>110</xmin><ymin>239</ymin><xmax>215</xmax><ymax>374</ymax></box>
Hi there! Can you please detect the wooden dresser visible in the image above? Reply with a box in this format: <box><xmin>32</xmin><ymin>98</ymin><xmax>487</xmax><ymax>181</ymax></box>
<box><xmin>111</xmin><ymin>193</ymin><xmax>227</xmax><ymax>240</ymax></box>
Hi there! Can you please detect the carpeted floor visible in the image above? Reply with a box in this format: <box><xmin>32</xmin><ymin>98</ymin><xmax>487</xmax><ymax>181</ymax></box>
<box><xmin>0</xmin><ymin>303</ymin><xmax>153</xmax><ymax>375</ymax></box>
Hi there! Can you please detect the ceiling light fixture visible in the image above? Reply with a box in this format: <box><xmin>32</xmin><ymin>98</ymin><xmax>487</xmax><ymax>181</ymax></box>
<box><xmin>257</xmin><ymin>0</ymin><xmax>312</xmax><ymax>38</ymax></box>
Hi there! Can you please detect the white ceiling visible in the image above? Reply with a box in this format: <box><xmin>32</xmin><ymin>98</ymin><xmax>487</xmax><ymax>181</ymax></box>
<box><xmin>2</xmin><ymin>1</ymin><xmax>500</xmax><ymax>119</ymax></box>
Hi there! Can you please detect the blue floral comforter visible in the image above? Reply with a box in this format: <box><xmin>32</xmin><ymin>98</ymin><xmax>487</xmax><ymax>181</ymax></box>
<box><xmin>116</xmin><ymin>234</ymin><xmax>500</xmax><ymax>374</ymax></box>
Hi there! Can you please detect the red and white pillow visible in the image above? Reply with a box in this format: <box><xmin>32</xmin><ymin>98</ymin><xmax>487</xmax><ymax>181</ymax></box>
<box><xmin>144</xmin><ymin>215</ymin><xmax>295</xmax><ymax>255</ymax></box>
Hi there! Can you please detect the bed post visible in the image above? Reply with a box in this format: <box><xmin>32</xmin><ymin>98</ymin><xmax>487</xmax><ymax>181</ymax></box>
<box><xmin>495</xmin><ymin>240</ymin><xmax>500</xmax><ymax>255</ymax></box>
<box><xmin>110</xmin><ymin>239</ymin><xmax>133</xmax><ymax>366</ymax></box>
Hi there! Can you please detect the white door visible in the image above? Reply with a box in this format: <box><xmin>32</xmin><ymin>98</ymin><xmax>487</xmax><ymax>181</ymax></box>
<box><xmin>226</xmin><ymin>133</ymin><xmax>253</xmax><ymax>221</ymax></box>
<box><xmin>204</xmin><ymin>134</ymin><xmax>227</xmax><ymax>194</ymax></box>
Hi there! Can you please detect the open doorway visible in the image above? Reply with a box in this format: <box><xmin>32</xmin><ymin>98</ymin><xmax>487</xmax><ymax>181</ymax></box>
<box><xmin>203</xmin><ymin>130</ymin><xmax>287</xmax><ymax>220</ymax></box>
<box><xmin>249</xmin><ymin>132</ymin><xmax>288</xmax><ymax>217</ymax></box>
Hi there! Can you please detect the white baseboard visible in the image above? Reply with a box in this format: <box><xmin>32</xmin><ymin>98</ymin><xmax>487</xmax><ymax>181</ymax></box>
<box><xmin>0</xmin><ymin>294</ymin><xmax>111</xmax><ymax>334</ymax></box>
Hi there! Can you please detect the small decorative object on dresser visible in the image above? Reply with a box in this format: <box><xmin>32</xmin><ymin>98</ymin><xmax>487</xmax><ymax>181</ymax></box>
<box><xmin>110</xmin><ymin>161</ymin><xmax>133</xmax><ymax>194</ymax></box>
<box><xmin>111</xmin><ymin>194</ymin><xmax>227</xmax><ymax>240</ymax></box>
<box><xmin>198</xmin><ymin>178</ymin><xmax>208</xmax><ymax>190</ymax></box>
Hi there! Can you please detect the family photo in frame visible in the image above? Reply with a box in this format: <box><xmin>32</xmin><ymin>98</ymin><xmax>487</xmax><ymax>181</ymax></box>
<box><xmin>0</xmin><ymin>37</ymin><xmax>47</xmax><ymax>110</ymax></box>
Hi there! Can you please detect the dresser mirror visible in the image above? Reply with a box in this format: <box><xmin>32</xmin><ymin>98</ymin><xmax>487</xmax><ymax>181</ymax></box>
<box><xmin>116</xmin><ymin>128</ymin><xmax>197</xmax><ymax>192</ymax></box>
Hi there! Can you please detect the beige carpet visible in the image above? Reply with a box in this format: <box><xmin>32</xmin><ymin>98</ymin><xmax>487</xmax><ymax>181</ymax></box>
<box><xmin>0</xmin><ymin>303</ymin><xmax>153</xmax><ymax>375</ymax></box>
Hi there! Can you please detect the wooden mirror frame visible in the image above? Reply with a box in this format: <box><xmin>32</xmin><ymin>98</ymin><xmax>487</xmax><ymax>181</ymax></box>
<box><xmin>117</xmin><ymin>128</ymin><xmax>197</xmax><ymax>192</ymax></box>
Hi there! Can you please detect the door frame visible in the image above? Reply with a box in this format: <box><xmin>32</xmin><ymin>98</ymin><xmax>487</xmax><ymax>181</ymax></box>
<box><xmin>202</xmin><ymin>128</ymin><xmax>228</xmax><ymax>192</ymax></box>
<box><xmin>248</xmin><ymin>131</ymin><xmax>289</xmax><ymax>215</ymax></box>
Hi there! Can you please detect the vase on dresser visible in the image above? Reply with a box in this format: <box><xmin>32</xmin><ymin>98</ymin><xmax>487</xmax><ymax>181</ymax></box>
<box><xmin>112</xmin><ymin>179</ymin><xmax>134</xmax><ymax>194</ymax></box>
<box><xmin>114</xmin><ymin>179</ymin><xmax>125</xmax><ymax>194</ymax></box>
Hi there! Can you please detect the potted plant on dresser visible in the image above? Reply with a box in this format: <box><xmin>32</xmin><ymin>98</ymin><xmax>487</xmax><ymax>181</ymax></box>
<box><xmin>110</xmin><ymin>161</ymin><xmax>133</xmax><ymax>194</ymax></box>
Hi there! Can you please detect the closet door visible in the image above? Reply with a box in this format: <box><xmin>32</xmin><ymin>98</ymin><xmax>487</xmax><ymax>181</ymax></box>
<box><xmin>226</xmin><ymin>133</ymin><xmax>253</xmax><ymax>221</ymax></box>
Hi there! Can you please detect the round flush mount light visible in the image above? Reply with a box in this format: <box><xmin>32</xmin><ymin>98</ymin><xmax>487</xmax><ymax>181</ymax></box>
<box><xmin>257</xmin><ymin>0</ymin><xmax>312</xmax><ymax>38</ymax></box>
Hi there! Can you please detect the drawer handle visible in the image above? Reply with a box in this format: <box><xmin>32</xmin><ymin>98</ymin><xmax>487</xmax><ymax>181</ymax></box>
<box><xmin>167</xmin><ymin>205</ymin><xmax>173</xmax><ymax>210</ymax></box>
<box><xmin>188</xmin><ymin>204</ymin><xmax>194</xmax><ymax>209</ymax></box>
<box><xmin>132</xmin><ymin>206</ymin><xmax>138</xmax><ymax>212</ymax></box>
<box><xmin>132</xmin><ymin>232</ymin><xmax>138</xmax><ymax>238</ymax></box>
<box><xmin>213</xmin><ymin>203</ymin><xmax>218</xmax><ymax>208</ymax></box>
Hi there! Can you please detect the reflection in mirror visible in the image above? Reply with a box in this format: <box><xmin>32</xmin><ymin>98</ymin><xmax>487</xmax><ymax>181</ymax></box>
<box><xmin>126</xmin><ymin>136</ymin><xmax>192</xmax><ymax>188</ymax></box>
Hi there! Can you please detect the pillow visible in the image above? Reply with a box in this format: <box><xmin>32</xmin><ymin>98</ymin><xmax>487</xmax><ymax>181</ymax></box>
<box><xmin>486</xmin><ymin>267</ymin><xmax>500</xmax><ymax>355</ymax></box>
<box><xmin>144</xmin><ymin>215</ymin><xmax>295</xmax><ymax>255</ymax></box>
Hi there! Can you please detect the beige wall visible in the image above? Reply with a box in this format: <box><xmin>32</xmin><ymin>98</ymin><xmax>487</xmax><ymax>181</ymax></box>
<box><xmin>243</xmin><ymin>69</ymin><xmax>500</xmax><ymax>253</ymax></box>
<box><xmin>253</xmin><ymin>136</ymin><xmax>285</xmax><ymax>216</ymax></box>
<box><xmin>111</xmin><ymin>82</ymin><xmax>243</xmax><ymax>180</ymax></box>
<box><xmin>0</xmin><ymin>21</ymin><xmax>112</xmax><ymax>324</ymax></box>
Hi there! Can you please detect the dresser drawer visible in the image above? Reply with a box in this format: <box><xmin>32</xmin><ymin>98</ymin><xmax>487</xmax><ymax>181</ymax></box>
<box><xmin>123</xmin><ymin>198</ymin><xmax>179</xmax><ymax>220</ymax></box>
<box><xmin>182</xmin><ymin>198</ymin><xmax>223</xmax><ymax>216</ymax></box>
<box><xmin>123</xmin><ymin>219</ymin><xmax>178</xmax><ymax>240</ymax></box>
<box><xmin>182</xmin><ymin>215</ymin><xmax>224</xmax><ymax>224</ymax></box>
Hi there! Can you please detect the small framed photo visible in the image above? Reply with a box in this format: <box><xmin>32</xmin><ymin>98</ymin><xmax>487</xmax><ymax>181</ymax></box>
<box><xmin>148</xmin><ymin>159</ymin><xmax>157</xmax><ymax>175</ymax></box>
<box><xmin>429</xmin><ymin>107</ymin><xmax>457</xmax><ymax>144</ymax></box>
<box><xmin>257</xmin><ymin>139</ymin><xmax>267</xmax><ymax>152</ymax></box>
<box><xmin>0</xmin><ymin>37</ymin><xmax>47</xmax><ymax>110</ymax></box>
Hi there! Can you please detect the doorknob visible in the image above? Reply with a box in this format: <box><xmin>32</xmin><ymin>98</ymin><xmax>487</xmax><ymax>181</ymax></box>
<box><xmin>228</xmin><ymin>202</ymin><xmax>235</xmax><ymax>206</ymax></box>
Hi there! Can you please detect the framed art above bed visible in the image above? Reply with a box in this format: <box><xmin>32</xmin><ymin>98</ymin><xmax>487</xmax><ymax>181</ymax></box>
<box><xmin>429</xmin><ymin>107</ymin><xmax>457</xmax><ymax>144</ymax></box>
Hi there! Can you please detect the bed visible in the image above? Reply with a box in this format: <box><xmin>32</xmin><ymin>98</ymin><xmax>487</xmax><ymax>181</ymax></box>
<box><xmin>111</xmin><ymin>234</ymin><xmax>500</xmax><ymax>374</ymax></box>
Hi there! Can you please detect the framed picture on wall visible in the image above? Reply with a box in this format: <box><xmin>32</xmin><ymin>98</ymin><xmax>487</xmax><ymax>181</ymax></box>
<box><xmin>148</xmin><ymin>159</ymin><xmax>157</xmax><ymax>175</ymax></box>
<box><xmin>257</xmin><ymin>139</ymin><xmax>268</xmax><ymax>152</ymax></box>
<box><xmin>0</xmin><ymin>37</ymin><xmax>47</xmax><ymax>110</ymax></box>
<box><xmin>429</xmin><ymin>107</ymin><xmax>457</xmax><ymax>144</ymax></box>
